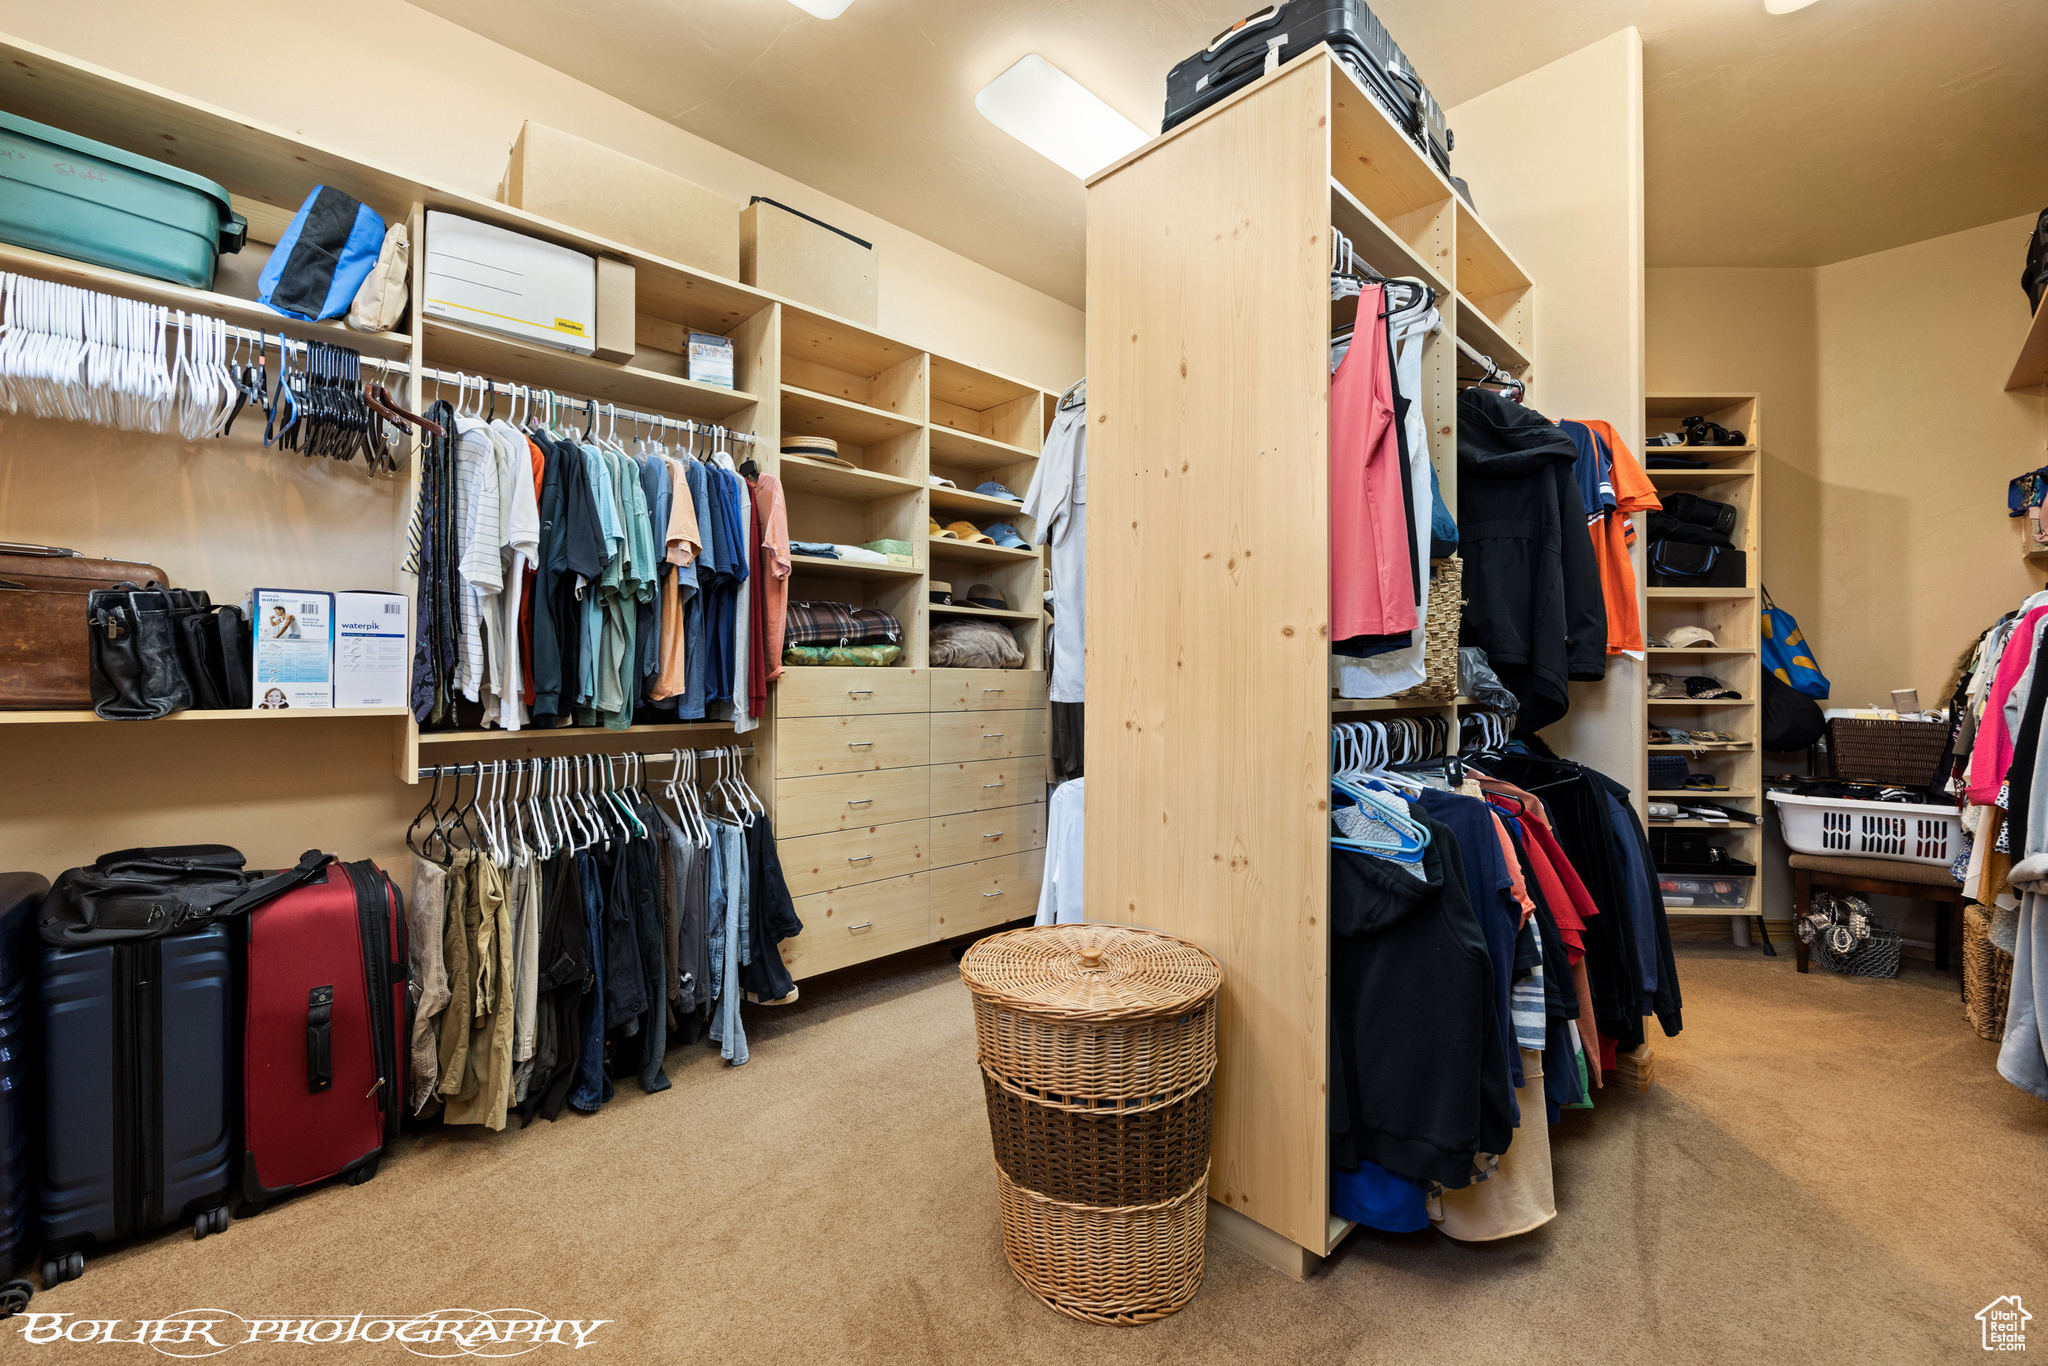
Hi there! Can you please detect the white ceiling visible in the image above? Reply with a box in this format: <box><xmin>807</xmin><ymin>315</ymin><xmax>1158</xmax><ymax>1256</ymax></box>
<box><xmin>409</xmin><ymin>0</ymin><xmax>2048</xmax><ymax>308</ymax></box>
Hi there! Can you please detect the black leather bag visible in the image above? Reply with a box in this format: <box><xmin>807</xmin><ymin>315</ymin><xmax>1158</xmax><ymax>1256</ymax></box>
<box><xmin>39</xmin><ymin>846</ymin><xmax>332</xmax><ymax>948</ymax></box>
<box><xmin>1647</xmin><ymin>540</ymin><xmax>1746</xmax><ymax>589</ymax></box>
<box><xmin>214</xmin><ymin>604</ymin><xmax>252</xmax><ymax>709</ymax></box>
<box><xmin>1661</xmin><ymin>490</ymin><xmax>1738</xmax><ymax>537</ymax></box>
<box><xmin>1762</xmin><ymin>671</ymin><xmax>1826</xmax><ymax>752</ymax></box>
<box><xmin>87</xmin><ymin>585</ymin><xmax>194</xmax><ymax>720</ymax></box>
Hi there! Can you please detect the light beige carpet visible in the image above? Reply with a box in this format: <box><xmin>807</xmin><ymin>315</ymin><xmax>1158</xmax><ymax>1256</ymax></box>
<box><xmin>16</xmin><ymin>943</ymin><xmax>2046</xmax><ymax>1364</ymax></box>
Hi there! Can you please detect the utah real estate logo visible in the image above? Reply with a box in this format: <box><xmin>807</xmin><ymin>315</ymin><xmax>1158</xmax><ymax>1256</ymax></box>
<box><xmin>1979</xmin><ymin>1296</ymin><xmax>2031</xmax><ymax>1352</ymax></box>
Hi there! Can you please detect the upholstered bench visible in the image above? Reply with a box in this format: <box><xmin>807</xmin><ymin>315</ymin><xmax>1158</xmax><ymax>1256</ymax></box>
<box><xmin>1789</xmin><ymin>853</ymin><xmax>1965</xmax><ymax>982</ymax></box>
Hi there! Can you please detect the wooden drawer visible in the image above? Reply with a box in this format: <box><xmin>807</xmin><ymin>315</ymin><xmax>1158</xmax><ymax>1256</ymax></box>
<box><xmin>779</xmin><ymin>873</ymin><xmax>930</xmax><ymax>980</ymax></box>
<box><xmin>778</xmin><ymin>819</ymin><xmax>928</xmax><ymax>898</ymax></box>
<box><xmin>931</xmin><ymin>708</ymin><xmax>1048</xmax><ymax>764</ymax></box>
<box><xmin>776</xmin><ymin>712</ymin><xmax>930</xmax><ymax>778</ymax></box>
<box><xmin>930</xmin><ymin>850</ymin><xmax>1044</xmax><ymax>939</ymax></box>
<box><xmin>931</xmin><ymin>668</ymin><xmax>1048</xmax><ymax>712</ymax></box>
<box><xmin>931</xmin><ymin>803</ymin><xmax>1047</xmax><ymax>870</ymax></box>
<box><xmin>930</xmin><ymin>758</ymin><xmax>1048</xmax><ymax>817</ymax></box>
<box><xmin>775</xmin><ymin>666</ymin><xmax>928</xmax><ymax>718</ymax></box>
<box><xmin>774</xmin><ymin>766</ymin><xmax>930</xmax><ymax>837</ymax></box>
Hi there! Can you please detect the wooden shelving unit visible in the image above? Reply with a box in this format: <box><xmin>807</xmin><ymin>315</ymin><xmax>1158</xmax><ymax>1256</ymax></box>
<box><xmin>1643</xmin><ymin>393</ymin><xmax>1764</xmax><ymax>921</ymax></box>
<box><xmin>1085</xmin><ymin>46</ymin><xmax>1539</xmax><ymax>1270</ymax></box>
<box><xmin>2006</xmin><ymin>294</ymin><xmax>2048</xmax><ymax>394</ymax></box>
<box><xmin>0</xmin><ymin>707</ymin><xmax>410</xmax><ymax>725</ymax></box>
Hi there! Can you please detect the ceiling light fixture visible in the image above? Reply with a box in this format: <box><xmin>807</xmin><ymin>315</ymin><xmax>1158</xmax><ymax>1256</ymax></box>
<box><xmin>1764</xmin><ymin>0</ymin><xmax>1821</xmax><ymax>12</ymax></box>
<box><xmin>975</xmin><ymin>54</ymin><xmax>1150</xmax><ymax>180</ymax></box>
<box><xmin>785</xmin><ymin>0</ymin><xmax>854</xmax><ymax>18</ymax></box>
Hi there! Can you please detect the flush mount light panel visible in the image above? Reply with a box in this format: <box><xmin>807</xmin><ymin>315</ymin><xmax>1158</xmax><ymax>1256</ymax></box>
<box><xmin>976</xmin><ymin>54</ymin><xmax>1150</xmax><ymax>179</ymax></box>
<box><xmin>786</xmin><ymin>0</ymin><xmax>854</xmax><ymax>17</ymax></box>
<box><xmin>1764</xmin><ymin>0</ymin><xmax>1822</xmax><ymax>11</ymax></box>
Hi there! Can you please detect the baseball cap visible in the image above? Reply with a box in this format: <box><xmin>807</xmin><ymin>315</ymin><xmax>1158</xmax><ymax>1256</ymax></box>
<box><xmin>944</xmin><ymin>521</ymin><xmax>993</xmax><ymax>544</ymax></box>
<box><xmin>930</xmin><ymin>518</ymin><xmax>953</xmax><ymax>538</ymax></box>
<box><xmin>984</xmin><ymin>522</ymin><xmax>1029</xmax><ymax>550</ymax></box>
<box><xmin>965</xmin><ymin>583</ymin><xmax>1009</xmax><ymax>610</ymax></box>
<box><xmin>1661</xmin><ymin>626</ymin><xmax>1720</xmax><ymax>649</ymax></box>
<box><xmin>974</xmin><ymin>480</ymin><xmax>1022</xmax><ymax>502</ymax></box>
<box><xmin>1684</xmin><ymin>676</ymin><xmax>1742</xmax><ymax>700</ymax></box>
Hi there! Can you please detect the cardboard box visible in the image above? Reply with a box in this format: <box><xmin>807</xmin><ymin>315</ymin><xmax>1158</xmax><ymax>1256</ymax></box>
<box><xmin>249</xmin><ymin>589</ymin><xmax>334</xmax><ymax>711</ymax></box>
<box><xmin>424</xmin><ymin>211</ymin><xmax>595</xmax><ymax>355</ymax></box>
<box><xmin>594</xmin><ymin>256</ymin><xmax>636</xmax><ymax>364</ymax></box>
<box><xmin>741</xmin><ymin>197</ymin><xmax>877</xmax><ymax>327</ymax></box>
<box><xmin>503</xmin><ymin>120</ymin><xmax>740</xmax><ymax>280</ymax></box>
<box><xmin>334</xmin><ymin>591</ymin><xmax>409</xmax><ymax>709</ymax></box>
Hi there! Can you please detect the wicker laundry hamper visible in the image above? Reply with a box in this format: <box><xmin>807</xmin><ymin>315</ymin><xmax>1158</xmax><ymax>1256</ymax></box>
<box><xmin>1963</xmin><ymin>904</ymin><xmax>2015</xmax><ymax>1042</ymax></box>
<box><xmin>959</xmin><ymin>924</ymin><xmax>1223</xmax><ymax>1326</ymax></box>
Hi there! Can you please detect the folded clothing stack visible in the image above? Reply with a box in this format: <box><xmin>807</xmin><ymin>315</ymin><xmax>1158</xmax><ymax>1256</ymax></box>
<box><xmin>783</xmin><ymin>601</ymin><xmax>902</xmax><ymax>667</ymax></box>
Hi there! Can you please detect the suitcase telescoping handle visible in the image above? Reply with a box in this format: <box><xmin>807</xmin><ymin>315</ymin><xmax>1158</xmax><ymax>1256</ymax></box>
<box><xmin>307</xmin><ymin>985</ymin><xmax>334</xmax><ymax>1092</ymax></box>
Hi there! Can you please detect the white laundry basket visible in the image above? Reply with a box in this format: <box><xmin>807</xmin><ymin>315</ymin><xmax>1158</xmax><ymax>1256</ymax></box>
<box><xmin>1766</xmin><ymin>791</ymin><xmax>1965</xmax><ymax>868</ymax></box>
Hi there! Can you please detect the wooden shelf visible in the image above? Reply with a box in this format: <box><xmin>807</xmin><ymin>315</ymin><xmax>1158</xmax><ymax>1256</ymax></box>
<box><xmin>929</xmin><ymin>424</ymin><xmax>1036</xmax><ymax>473</ymax></box>
<box><xmin>1649</xmin><ymin>647</ymin><xmax>1755</xmax><ymax>656</ymax></box>
<box><xmin>928</xmin><ymin>536</ymin><xmax>1038</xmax><ymax>567</ymax></box>
<box><xmin>1648</xmin><ymin>588</ymin><xmax>1755</xmax><ymax>601</ymax></box>
<box><xmin>1455</xmin><ymin>295</ymin><xmax>1531</xmax><ymax>373</ymax></box>
<box><xmin>424</xmin><ymin>320</ymin><xmax>757</xmax><ymax>420</ymax></box>
<box><xmin>931</xmin><ymin>484</ymin><xmax>1030</xmax><ymax>519</ymax></box>
<box><xmin>0</xmin><ymin>242</ymin><xmax>417</xmax><ymax>360</ymax></box>
<box><xmin>931</xmin><ymin>601</ymin><xmax>1039</xmax><ymax>623</ymax></box>
<box><xmin>1643</xmin><ymin>445</ymin><xmax>1757</xmax><ymax>464</ymax></box>
<box><xmin>1651</xmin><ymin>820</ymin><xmax>1761</xmax><ymax>830</ymax></box>
<box><xmin>1454</xmin><ymin>198</ymin><xmax>1534</xmax><ymax>301</ymax></box>
<box><xmin>1650</xmin><ymin>468</ymin><xmax>1756</xmax><ymax>485</ymax></box>
<box><xmin>1648</xmin><ymin>698</ymin><xmax>1754</xmax><ymax>707</ymax></box>
<box><xmin>417</xmin><ymin>720</ymin><xmax>736</xmax><ymax>746</ymax></box>
<box><xmin>781</xmin><ymin>385</ymin><xmax>920</xmax><ymax>446</ymax></box>
<box><xmin>782</xmin><ymin>307</ymin><xmax>921</xmax><ymax>383</ymax></box>
<box><xmin>2007</xmin><ymin>294</ymin><xmax>2048</xmax><ymax>394</ymax></box>
<box><xmin>1649</xmin><ymin>743</ymin><xmax>1754</xmax><ymax>753</ymax></box>
<box><xmin>1328</xmin><ymin>178</ymin><xmax>1448</xmax><ymax>293</ymax></box>
<box><xmin>777</xmin><ymin>456</ymin><xmax>921</xmax><ymax>502</ymax></box>
<box><xmin>788</xmin><ymin>554</ymin><xmax>922</xmax><ymax>582</ymax></box>
<box><xmin>1329</xmin><ymin>695</ymin><xmax>1479</xmax><ymax>713</ymax></box>
<box><xmin>1649</xmin><ymin>789</ymin><xmax>1759</xmax><ymax>800</ymax></box>
<box><xmin>1664</xmin><ymin>904</ymin><xmax>1756</xmax><ymax>919</ymax></box>
<box><xmin>0</xmin><ymin>706</ymin><xmax>408</xmax><ymax>725</ymax></box>
<box><xmin>930</xmin><ymin>356</ymin><xmax>1039</xmax><ymax>411</ymax></box>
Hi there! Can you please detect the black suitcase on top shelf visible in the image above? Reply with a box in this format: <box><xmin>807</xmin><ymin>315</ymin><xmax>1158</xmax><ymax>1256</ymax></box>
<box><xmin>0</xmin><ymin>874</ymin><xmax>44</xmax><ymax>1293</ymax></box>
<box><xmin>1162</xmin><ymin>0</ymin><xmax>1452</xmax><ymax>178</ymax></box>
<box><xmin>36</xmin><ymin>924</ymin><xmax>235</xmax><ymax>1285</ymax></box>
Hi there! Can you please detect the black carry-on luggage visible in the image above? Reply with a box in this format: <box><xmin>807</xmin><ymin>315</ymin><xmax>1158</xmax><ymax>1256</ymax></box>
<box><xmin>1162</xmin><ymin>0</ymin><xmax>1452</xmax><ymax>180</ymax></box>
<box><xmin>36</xmin><ymin>925</ymin><xmax>237</xmax><ymax>1285</ymax></box>
<box><xmin>0</xmin><ymin>874</ymin><xmax>44</xmax><ymax>1317</ymax></box>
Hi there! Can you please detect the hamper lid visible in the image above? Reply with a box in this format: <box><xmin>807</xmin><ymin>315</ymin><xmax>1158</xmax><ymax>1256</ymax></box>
<box><xmin>959</xmin><ymin>924</ymin><xmax>1221</xmax><ymax>1022</ymax></box>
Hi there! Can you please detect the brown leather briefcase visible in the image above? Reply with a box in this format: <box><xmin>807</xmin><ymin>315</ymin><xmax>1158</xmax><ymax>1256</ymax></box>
<box><xmin>0</xmin><ymin>544</ymin><xmax>170</xmax><ymax>708</ymax></box>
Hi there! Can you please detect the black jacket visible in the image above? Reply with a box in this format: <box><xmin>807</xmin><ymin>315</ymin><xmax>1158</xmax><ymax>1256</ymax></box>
<box><xmin>1328</xmin><ymin>814</ymin><xmax>1516</xmax><ymax>1189</ymax></box>
<box><xmin>1456</xmin><ymin>390</ymin><xmax>1606</xmax><ymax>732</ymax></box>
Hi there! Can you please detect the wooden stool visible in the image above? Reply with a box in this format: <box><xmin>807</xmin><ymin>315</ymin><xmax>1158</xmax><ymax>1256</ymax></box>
<box><xmin>1789</xmin><ymin>853</ymin><xmax>1966</xmax><ymax>984</ymax></box>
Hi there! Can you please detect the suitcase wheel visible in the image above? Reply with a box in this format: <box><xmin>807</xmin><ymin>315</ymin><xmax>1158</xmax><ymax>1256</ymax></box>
<box><xmin>40</xmin><ymin>1254</ymin><xmax>83</xmax><ymax>1288</ymax></box>
<box><xmin>345</xmin><ymin>1160</ymin><xmax>379</xmax><ymax>1187</ymax></box>
<box><xmin>194</xmin><ymin>1207</ymin><xmax>231</xmax><ymax>1239</ymax></box>
<box><xmin>0</xmin><ymin>1279</ymin><xmax>33</xmax><ymax>1318</ymax></box>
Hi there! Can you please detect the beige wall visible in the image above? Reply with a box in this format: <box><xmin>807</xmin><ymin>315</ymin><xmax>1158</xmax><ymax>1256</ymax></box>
<box><xmin>1449</xmin><ymin>28</ymin><xmax>1647</xmax><ymax>795</ymax></box>
<box><xmin>0</xmin><ymin>0</ymin><xmax>1084</xmax><ymax>393</ymax></box>
<box><xmin>1649</xmin><ymin>215</ymin><xmax>2047</xmax><ymax>715</ymax></box>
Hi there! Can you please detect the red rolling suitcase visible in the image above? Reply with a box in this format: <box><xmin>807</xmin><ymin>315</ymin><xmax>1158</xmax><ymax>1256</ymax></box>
<box><xmin>241</xmin><ymin>860</ymin><xmax>408</xmax><ymax>1210</ymax></box>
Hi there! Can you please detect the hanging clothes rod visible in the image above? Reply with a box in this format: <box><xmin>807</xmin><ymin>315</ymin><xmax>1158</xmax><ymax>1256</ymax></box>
<box><xmin>419</xmin><ymin>745</ymin><xmax>754</xmax><ymax>779</ymax></box>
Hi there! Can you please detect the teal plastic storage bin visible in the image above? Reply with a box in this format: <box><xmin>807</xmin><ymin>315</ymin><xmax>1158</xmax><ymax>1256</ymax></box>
<box><xmin>0</xmin><ymin>111</ymin><xmax>247</xmax><ymax>289</ymax></box>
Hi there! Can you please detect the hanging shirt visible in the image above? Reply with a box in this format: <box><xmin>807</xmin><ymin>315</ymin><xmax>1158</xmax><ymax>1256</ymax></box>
<box><xmin>636</xmin><ymin>453</ymin><xmax>672</xmax><ymax>703</ymax></box>
<box><xmin>519</xmin><ymin>436</ymin><xmax>548</xmax><ymax>710</ymax></box>
<box><xmin>489</xmin><ymin>419</ymin><xmax>541</xmax><ymax>729</ymax></box>
<box><xmin>753</xmin><ymin>474</ymin><xmax>793</xmax><ymax>682</ymax></box>
<box><xmin>1035</xmin><ymin>777</ymin><xmax>1086</xmax><ymax>926</ymax></box>
<box><xmin>1566</xmin><ymin>418</ymin><xmax>1657</xmax><ymax>657</ymax></box>
<box><xmin>452</xmin><ymin>417</ymin><xmax>503</xmax><ymax>704</ymax></box>
<box><xmin>1022</xmin><ymin>396</ymin><xmax>1086</xmax><ymax>704</ymax></box>
<box><xmin>678</xmin><ymin>459</ymin><xmax>717</xmax><ymax>720</ymax></box>
<box><xmin>1329</xmin><ymin>285</ymin><xmax>1417</xmax><ymax>645</ymax></box>
<box><xmin>652</xmin><ymin>454</ymin><xmax>701</xmax><ymax>702</ymax></box>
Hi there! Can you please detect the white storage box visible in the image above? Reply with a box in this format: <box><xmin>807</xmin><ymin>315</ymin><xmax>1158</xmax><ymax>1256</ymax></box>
<box><xmin>334</xmin><ymin>590</ymin><xmax>409</xmax><ymax>708</ymax></box>
<box><xmin>249</xmin><ymin>589</ymin><xmax>334</xmax><ymax>710</ymax></box>
<box><xmin>1767</xmin><ymin>791</ymin><xmax>1965</xmax><ymax>868</ymax></box>
<box><xmin>424</xmin><ymin>210</ymin><xmax>595</xmax><ymax>355</ymax></box>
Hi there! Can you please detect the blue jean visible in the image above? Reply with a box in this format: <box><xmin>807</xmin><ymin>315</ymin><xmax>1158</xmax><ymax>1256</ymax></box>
<box><xmin>706</xmin><ymin>821</ymin><xmax>749</xmax><ymax>1066</ymax></box>
<box><xmin>568</xmin><ymin>851</ymin><xmax>615</xmax><ymax>1111</ymax></box>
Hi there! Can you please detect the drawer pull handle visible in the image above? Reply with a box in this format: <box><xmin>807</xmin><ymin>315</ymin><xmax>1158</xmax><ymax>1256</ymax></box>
<box><xmin>847</xmin><ymin>798</ymin><xmax>873</xmax><ymax>806</ymax></box>
<box><xmin>983</xmin><ymin>687</ymin><xmax>1005</xmax><ymax>693</ymax></box>
<box><xmin>848</xmin><ymin>854</ymin><xmax>874</xmax><ymax>863</ymax></box>
<box><xmin>848</xmin><ymin>920</ymin><xmax>874</xmax><ymax>932</ymax></box>
<box><xmin>982</xmin><ymin>832</ymin><xmax>1003</xmax><ymax>840</ymax></box>
<box><xmin>847</xmin><ymin>741</ymin><xmax>875</xmax><ymax>749</ymax></box>
<box><xmin>982</xmin><ymin>732</ymin><xmax>1005</xmax><ymax>740</ymax></box>
<box><xmin>982</xmin><ymin>890</ymin><xmax>1005</xmax><ymax>899</ymax></box>
<box><xmin>982</xmin><ymin>781</ymin><xmax>1006</xmax><ymax>789</ymax></box>
<box><xmin>847</xmin><ymin>688</ymin><xmax>874</xmax><ymax>696</ymax></box>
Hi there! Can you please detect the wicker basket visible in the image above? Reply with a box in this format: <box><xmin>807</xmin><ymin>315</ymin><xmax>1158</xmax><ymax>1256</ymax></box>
<box><xmin>1389</xmin><ymin>555</ymin><xmax>1462</xmax><ymax>703</ymax></box>
<box><xmin>1963</xmin><ymin>904</ymin><xmax>2015</xmax><ymax>1041</ymax></box>
<box><xmin>1826</xmin><ymin>718</ymin><xmax>1948</xmax><ymax>788</ymax></box>
<box><xmin>960</xmin><ymin>924</ymin><xmax>1223</xmax><ymax>1326</ymax></box>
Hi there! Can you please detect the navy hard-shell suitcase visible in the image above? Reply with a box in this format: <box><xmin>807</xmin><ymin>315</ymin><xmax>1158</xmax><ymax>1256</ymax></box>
<box><xmin>1162</xmin><ymin>0</ymin><xmax>1452</xmax><ymax>179</ymax></box>
<box><xmin>37</xmin><ymin>924</ymin><xmax>234</xmax><ymax>1286</ymax></box>
<box><xmin>1</xmin><ymin>873</ymin><xmax>46</xmax><ymax>1311</ymax></box>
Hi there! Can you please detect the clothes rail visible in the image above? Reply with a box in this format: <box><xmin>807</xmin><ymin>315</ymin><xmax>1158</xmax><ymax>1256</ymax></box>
<box><xmin>1454</xmin><ymin>336</ymin><xmax>1524</xmax><ymax>399</ymax></box>
<box><xmin>418</xmin><ymin>746</ymin><xmax>754</xmax><ymax>779</ymax></box>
